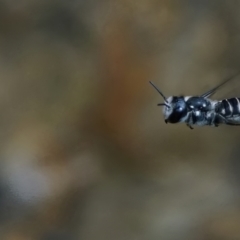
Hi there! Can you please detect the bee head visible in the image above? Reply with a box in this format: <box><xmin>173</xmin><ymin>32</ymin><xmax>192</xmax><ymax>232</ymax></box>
<box><xmin>163</xmin><ymin>96</ymin><xmax>187</xmax><ymax>123</ymax></box>
<box><xmin>149</xmin><ymin>81</ymin><xmax>187</xmax><ymax>124</ymax></box>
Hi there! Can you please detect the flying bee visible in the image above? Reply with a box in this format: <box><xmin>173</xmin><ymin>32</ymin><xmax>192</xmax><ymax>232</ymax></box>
<box><xmin>149</xmin><ymin>73</ymin><xmax>240</xmax><ymax>129</ymax></box>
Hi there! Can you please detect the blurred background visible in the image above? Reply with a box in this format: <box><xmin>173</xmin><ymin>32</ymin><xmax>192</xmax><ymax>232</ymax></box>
<box><xmin>1</xmin><ymin>0</ymin><xmax>240</xmax><ymax>239</ymax></box>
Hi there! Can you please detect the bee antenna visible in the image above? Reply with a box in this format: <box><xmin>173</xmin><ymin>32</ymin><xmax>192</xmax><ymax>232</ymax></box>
<box><xmin>149</xmin><ymin>81</ymin><xmax>168</xmax><ymax>103</ymax></box>
<box><xmin>157</xmin><ymin>103</ymin><xmax>170</xmax><ymax>108</ymax></box>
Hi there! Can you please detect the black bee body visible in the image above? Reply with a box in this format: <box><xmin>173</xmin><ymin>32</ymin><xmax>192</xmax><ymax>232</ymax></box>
<box><xmin>185</xmin><ymin>96</ymin><xmax>213</xmax><ymax>126</ymax></box>
<box><xmin>164</xmin><ymin>96</ymin><xmax>215</xmax><ymax>128</ymax></box>
<box><xmin>149</xmin><ymin>73</ymin><xmax>240</xmax><ymax>129</ymax></box>
<box><xmin>214</xmin><ymin>98</ymin><xmax>240</xmax><ymax>125</ymax></box>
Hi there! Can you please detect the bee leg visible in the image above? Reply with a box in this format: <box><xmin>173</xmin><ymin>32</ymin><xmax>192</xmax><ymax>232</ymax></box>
<box><xmin>217</xmin><ymin>114</ymin><xmax>228</xmax><ymax>123</ymax></box>
<box><xmin>218</xmin><ymin>114</ymin><xmax>240</xmax><ymax>126</ymax></box>
<box><xmin>186</xmin><ymin>112</ymin><xmax>194</xmax><ymax>129</ymax></box>
<box><xmin>213</xmin><ymin>119</ymin><xmax>219</xmax><ymax>127</ymax></box>
<box><xmin>187</xmin><ymin>123</ymin><xmax>193</xmax><ymax>129</ymax></box>
<box><xmin>208</xmin><ymin>113</ymin><xmax>219</xmax><ymax>127</ymax></box>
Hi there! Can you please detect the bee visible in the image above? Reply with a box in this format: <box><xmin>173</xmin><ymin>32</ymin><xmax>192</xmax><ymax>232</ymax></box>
<box><xmin>149</xmin><ymin>73</ymin><xmax>240</xmax><ymax>129</ymax></box>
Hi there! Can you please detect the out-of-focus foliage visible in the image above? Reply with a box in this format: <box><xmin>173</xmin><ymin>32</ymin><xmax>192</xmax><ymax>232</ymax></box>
<box><xmin>0</xmin><ymin>0</ymin><xmax>240</xmax><ymax>239</ymax></box>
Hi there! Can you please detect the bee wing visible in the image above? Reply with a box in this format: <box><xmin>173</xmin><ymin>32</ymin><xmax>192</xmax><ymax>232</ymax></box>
<box><xmin>200</xmin><ymin>72</ymin><xmax>240</xmax><ymax>98</ymax></box>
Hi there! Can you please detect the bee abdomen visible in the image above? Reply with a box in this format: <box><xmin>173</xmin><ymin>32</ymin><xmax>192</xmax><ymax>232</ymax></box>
<box><xmin>217</xmin><ymin>98</ymin><xmax>240</xmax><ymax>117</ymax></box>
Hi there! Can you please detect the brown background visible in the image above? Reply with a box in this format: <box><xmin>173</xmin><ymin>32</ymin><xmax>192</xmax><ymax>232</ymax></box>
<box><xmin>0</xmin><ymin>0</ymin><xmax>240</xmax><ymax>239</ymax></box>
